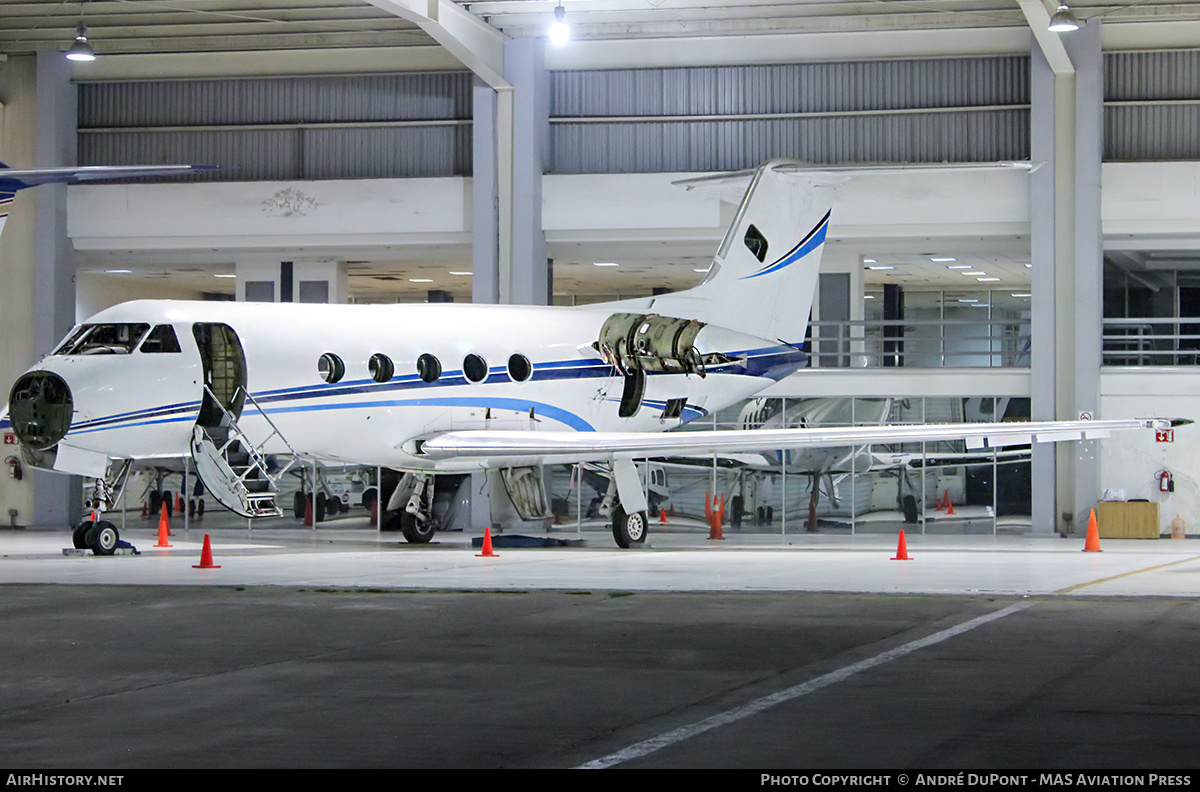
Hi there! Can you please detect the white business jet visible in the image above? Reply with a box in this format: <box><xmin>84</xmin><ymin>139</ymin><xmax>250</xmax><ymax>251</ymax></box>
<box><xmin>1</xmin><ymin>159</ymin><xmax>1174</xmax><ymax>553</ymax></box>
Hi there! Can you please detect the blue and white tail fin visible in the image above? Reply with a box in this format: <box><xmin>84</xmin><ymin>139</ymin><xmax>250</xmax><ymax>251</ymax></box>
<box><xmin>649</xmin><ymin>159</ymin><xmax>836</xmax><ymax>344</ymax></box>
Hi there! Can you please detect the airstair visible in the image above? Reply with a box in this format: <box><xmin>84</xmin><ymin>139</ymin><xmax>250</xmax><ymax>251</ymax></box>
<box><xmin>190</xmin><ymin>386</ymin><xmax>297</xmax><ymax>518</ymax></box>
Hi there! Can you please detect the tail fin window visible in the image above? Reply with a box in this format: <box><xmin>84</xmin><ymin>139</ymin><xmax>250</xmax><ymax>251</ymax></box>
<box><xmin>139</xmin><ymin>324</ymin><xmax>181</xmax><ymax>354</ymax></box>
<box><xmin>744</xmin><ymin>224</ymin><xmax>769</xmax><ymax>263</ymax></box>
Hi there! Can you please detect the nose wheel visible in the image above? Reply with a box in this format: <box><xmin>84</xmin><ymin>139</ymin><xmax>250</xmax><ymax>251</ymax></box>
<box><xmin>72</xmin><ymin>520</ymin><xmax>120</xmax><ymax>556</ymax></box>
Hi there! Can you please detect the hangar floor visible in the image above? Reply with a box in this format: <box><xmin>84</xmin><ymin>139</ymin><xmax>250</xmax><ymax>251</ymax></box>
<box><xmin>3</xmin><ymin>519</ymin><xmax>1200</xmax><ymax>769</ymax></box>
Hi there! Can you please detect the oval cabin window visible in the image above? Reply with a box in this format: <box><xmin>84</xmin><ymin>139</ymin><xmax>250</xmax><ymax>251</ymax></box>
<box><xmin>318</xmin><ymin>353</ymin><xmax>345</xmax><ymax>384</ymax></box>
<box><xmin>463</xmin><ymin>353</ymin><xmax>488</xmax><ymax>383</ymax></box>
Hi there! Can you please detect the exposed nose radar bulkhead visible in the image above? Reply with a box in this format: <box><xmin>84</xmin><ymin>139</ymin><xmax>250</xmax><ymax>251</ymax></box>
<box><xmin>8</xmin><ymin>371</ymin><xmax>73</xmax><ymax>454</ymax></box>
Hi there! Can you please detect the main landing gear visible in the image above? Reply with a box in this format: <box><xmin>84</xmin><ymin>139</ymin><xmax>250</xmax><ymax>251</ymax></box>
<box><xmin>611</xmin><ymin>505</ymin><xmax>648</xmax><ymax>549</ymax></box>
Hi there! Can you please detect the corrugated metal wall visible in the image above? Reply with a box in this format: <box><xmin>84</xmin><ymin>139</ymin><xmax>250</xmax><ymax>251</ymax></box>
<box><xmin>78</xmin><ymin>73</ymin><xmax>474</xmax><ymax>180</ymax></box>
<box><xmin>75</xmin><ymin>51</ymin><xmax>1200</xmax><ymax>181</ymax></box>
<box><xmin>1105</xmin><ymin>51</ymin><xmax>1200</xmax><ymax>161</ymax></box>
<box><xmin>549</xmin><ymin>57</ymin><xmax>1032</xmax><ymax>173</ymax></box>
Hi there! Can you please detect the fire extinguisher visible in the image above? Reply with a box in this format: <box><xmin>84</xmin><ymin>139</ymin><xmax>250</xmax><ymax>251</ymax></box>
<box><xmin>1159</xmin><ymin>470</ymin><xmax>1175</xmax><ymax>493</ymax></box>
<box><xmin>5</xmin><ymin>456</ymin><xmax>22</xmax><ymax>481</ymax></box>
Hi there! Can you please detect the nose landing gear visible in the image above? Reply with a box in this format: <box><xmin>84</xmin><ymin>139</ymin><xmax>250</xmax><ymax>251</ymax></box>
<box><xmin>72</xmin><ymin>519</ymin><xmax>121</xmax><ymax>555</ymax></box>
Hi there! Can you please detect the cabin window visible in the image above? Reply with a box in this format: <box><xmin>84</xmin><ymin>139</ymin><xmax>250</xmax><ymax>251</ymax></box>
<box><xmin>140</xmin><ymin>324</ymin><xmax>182</xmax><ymax>354</ymax></box>
<box><xmin>369</xmin><ymin>353</ymin><xmax>394</xmax><ymax>383</ymax></box>
<box><xmin>56</xmin><ymin>323</ymin><xmax>150</xmax><ymax>355</ymax></box>
<box><xmin>463</xmin><ymin>353</ymin><xmax>488</xmax><ymax>383</ymax></box>
<box><xmin>507</xmin><ymin>353</ymin><xmax>532</xmax><ymax>383</ymax></box>
<box><xmin>744</xmin><ymin>224</ymin><xmax>769</xmax><ymax>263</ymax></box>
<box><xmin>318</xmin><ymin>353</ymin><xmax>345</xmax><ymax>384</ymax></box>
<box><xmin>417</xmin><ymin>353</ymin><xmax>441</xmax><ymax>383</ymax></box>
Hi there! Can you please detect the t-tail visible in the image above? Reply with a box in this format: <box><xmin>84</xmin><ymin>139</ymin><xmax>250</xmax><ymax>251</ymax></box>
<box><xmin>650</xmin><ymin>158</ymin><xmax>836</xmax><ymax>344</ymax></box>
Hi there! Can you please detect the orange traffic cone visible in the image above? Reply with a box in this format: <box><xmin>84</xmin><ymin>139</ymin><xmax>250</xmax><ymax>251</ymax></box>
<box><xmin>303</xmin><ymin>496</ymin><xmax>313</xmax><ymax>527</ymax></box>
<box><xmin>1083</xmin><ymin>508</ymin><xmax>1102</xmax><ymax>552</ymax></box>
<box><xmin>141</xmin><ymin>500</ymin><xmax>148</xmax><ymax>519</ymax></box>
<box><xmin>192</xmin><ymin>534</ymin><xmax>221</xmax><ymax>568</ymax></box>
<box><xmin>154</xmin><ymin>503</ymin><xmax>172</xmax><ymax>548</ymax></box>
<box><xmin>369</xmin><ymin>498</ymin><xmax>378</xmax><ymax>528</ymax></box>
<box><xmin>669</xmin><ymin>504</ymin><xmax>675</xmax><ymax>517</ymax></box>
<box><xmin>704</xmin><ymin>492</ymin><xmax>712</xmax><ymax>521</ymax></box>
<box><xmin>476</xmin><ymin>527</ymin><xmax>498</xmax><ymax>557</ymax></box>
<box><xmin>936</xmin><ymin>491</ymin><xmax>947</xmax><ymax>511</ymax></box>
<box><xmin>945</xmin><ymin>498</ymin><xmax>955</xmax><ymax>516</ymax></box>
<box><xmin>659</xmin><ymin>507</ymin><xmax>667</xmax><ymax>523</ymax></box>
<box><xmin>708</xmin><ymin>507</ymin><xmax>724</xmax><ymax>540</ymax></box>
<box><xmin>892</xmin><ymin>530</ymin><xmax>912</xmax><ymax>560</ymax></box>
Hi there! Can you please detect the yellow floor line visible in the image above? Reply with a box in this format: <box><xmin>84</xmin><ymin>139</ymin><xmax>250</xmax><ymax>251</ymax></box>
<box><xmin>1055</xmin><ymin>553</ymin><xmax>1200</xmax><ymax>594</ymax></box>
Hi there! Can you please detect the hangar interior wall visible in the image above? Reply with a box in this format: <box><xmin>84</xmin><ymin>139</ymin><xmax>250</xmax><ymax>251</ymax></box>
<box><xmin>1100</xmin><ymin>370</ymin><xmax>1200</xmax><ymax>535</ymax></box>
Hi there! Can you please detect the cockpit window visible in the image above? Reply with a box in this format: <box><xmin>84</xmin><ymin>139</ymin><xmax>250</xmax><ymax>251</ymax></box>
<box><xmin>56</xmin><ymin>323</ymin><xmax>151</xmax><ymax>355</ymax></box>
<box><xmin>139</xmin><ymin>325</ymin><xmax>182</xmax><ymax>354</ymax></box>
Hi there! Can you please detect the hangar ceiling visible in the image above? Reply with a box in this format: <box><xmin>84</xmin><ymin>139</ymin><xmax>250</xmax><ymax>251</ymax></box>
<box><xmin>3</xmin><ymin>1</ymin><xmax>1200</xmax><ymax>58</ymax></box>
<box><xmin>4</xmin><ymin>1</ymin><xmax>1200</xmax><ymax>303</ymax></box>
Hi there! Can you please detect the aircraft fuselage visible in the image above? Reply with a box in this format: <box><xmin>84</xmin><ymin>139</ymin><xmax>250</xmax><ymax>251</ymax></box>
<box><xmin>6</xmin><ymin>299</ymin><xmax>808</xmax><ymax>476</ymax></box>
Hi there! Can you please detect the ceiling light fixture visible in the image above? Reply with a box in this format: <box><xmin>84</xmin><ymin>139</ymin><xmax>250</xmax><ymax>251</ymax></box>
<box><xmin>65</xmin><ymin>23</ymin><xmax>95</xmax><ymax>62</ymax></box>
<box><xmin>593</xmin><ymin>262</ymin><xmax>619</xmax><ymax>267</ymax></box>
<box><xmin>549</xmin><ymin>3</ymin><xmax>570</xmax><ymax>46</ymax></box>
<box><xmin>449</xmin><ymin>271</ymin><xmax>472</xmax><ymax>276</ymax></box>
<box><xmin>866</xmin><ymin>266</ymin><xmax>894</xmax><ymax>270</ymax></box>
<box><xmin>930</xmin><ymin>257</ymin><xmax>957</xmax><ymax>263</ymax></box>
<box><xmin>409</xmin><ymin>278</ymin><xmax>434</xmax><ymax>283</ymax></box>
<box><xmin>1048</xmin><ymin>3</ymin><xmax>1081</xmax><ymax>32</ymax></box>
<box><xmin>962</xmin><ymin>271</ymin><xmax>986</xmax><ymax>276</ymax></box>
<box><xmin>947</xmin><ymin>264</ymin><xmax>972</xmax><ymax>270</ymax></box>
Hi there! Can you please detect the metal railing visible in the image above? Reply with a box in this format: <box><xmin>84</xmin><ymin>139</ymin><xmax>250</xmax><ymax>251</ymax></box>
<box><xmin>1103</xmin><ymin>317</ymin><xmax>1200</xmax><ymax>366</ymax></box>
<box><xmin>806</xmin><ymin>318</ymin><xmax>1031</xmax><ymax>369</ymax></box>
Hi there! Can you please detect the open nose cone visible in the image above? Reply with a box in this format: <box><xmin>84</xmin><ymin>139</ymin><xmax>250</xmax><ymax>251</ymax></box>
<box><xmin>8</xmin><ymin>371</ymin><xmax>72</xmax><ymax>451</ymax></box>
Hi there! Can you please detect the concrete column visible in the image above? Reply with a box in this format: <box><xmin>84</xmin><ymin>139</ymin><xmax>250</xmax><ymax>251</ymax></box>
<box><xmin>1029</xmin><ymin>40</ymin><xmax>1059</xmax><ymax>535</ymax></box>
<box><xmin>504</xmin><ymin>37</ymin><xmax>550</xmax><ymax>306</ymax></box>
<box><xmin>29</xmin><ymin>52</ymin><xmax>81</xmax><ymax>528</ymax></box>
<box><xmin>236</xmin><ymin>256</ymin><xmax>281</xmax><ymax>302</ymax></box>
<box><xmin>0</xmin><ymin>55</ymin><xmax>39</xmax><ymax>527</ymax></box>
<box><xmin>293</xmin><ymin>260</ymin><xmax>348</xmax><ymax>304</ymax></box>
<box><xmin>1064</xmin><ymin>20</ymin><xmax>1105</xmax><ymax>532</ymax></box>
<box><xmin>472</xmin><ymin>77</ymin><xmax>500</xmax><ymax>306</ymax></box>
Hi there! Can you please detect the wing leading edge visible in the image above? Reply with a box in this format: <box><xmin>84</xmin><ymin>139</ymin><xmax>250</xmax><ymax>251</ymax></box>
<box><xmin>416</xmin><ymin>418</ymin><xmax>1179</xmax><ymax>464</ymax></box>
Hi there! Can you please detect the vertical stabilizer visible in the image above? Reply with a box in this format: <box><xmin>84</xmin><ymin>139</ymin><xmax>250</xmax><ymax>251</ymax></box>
<box><xmin>651</xmin><ymin>159</ymin><xmax>836</xmax><ymax>343</ymax></box>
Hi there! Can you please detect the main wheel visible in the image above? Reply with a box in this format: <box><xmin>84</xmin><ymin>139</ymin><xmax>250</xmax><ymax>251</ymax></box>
<box><xmin>612</xmin><ymin>506</ymin><xmax>648</xmax><ymax>549</ymax></box>
<box><xmin>400</xmin><ymin>511</ymin><xmax>436</xmax><ymax>544</ymax></box>
<box><xmin>88</xmin><ymin>521</ymin><xmax>120</xmax><ymax>556</ymax></box>
<box><xmin>293</xmin><ymin>491</ymin><xmax>305</xmax><ymax>519</ymax></box>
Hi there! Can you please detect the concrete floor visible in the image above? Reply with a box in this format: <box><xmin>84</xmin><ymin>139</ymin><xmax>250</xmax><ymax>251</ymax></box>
<box><xmin>3</xmin><ymin>515</ymin><xmax>1200</xmax><ymax>768</ymax></box>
